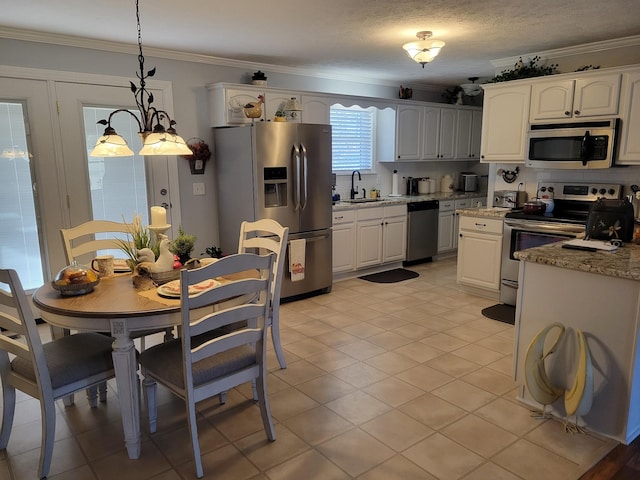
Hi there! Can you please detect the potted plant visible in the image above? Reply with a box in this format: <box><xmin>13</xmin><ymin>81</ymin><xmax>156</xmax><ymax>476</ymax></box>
<box><xmin>274</xmin><ymin>109</ymin><xmax>287</xmax><ymax>122</ymax></box>
<box><xmin>168</xmin><ymin>226</ymin><xmax>196</xmax><ymax>264</ymax></box>
<box><xmin>486</xmin><ymin>56</ymin><xmax>559</xmax><ymax>83</ymax></box>
<box><xmin>181</xmin><ymin>138</ymin><xmax>211</xmax><ymax>174</ymax></box>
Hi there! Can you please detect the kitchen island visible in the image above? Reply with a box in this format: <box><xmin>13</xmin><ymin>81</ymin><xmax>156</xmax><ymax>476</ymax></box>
<box><xmin>513</xmin><ymin>241</ymin><xmax>640</xmax><ymax>444</ymax></box>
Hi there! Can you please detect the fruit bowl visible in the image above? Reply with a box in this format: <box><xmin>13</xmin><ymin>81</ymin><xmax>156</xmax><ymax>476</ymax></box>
<box><xmin>52</xmin><ymin>261</ymin><xmax>100</xmax><ymax>296</ymax></box>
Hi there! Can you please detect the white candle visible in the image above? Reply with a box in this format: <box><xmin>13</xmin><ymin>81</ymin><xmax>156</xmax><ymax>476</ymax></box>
<box><xmin>150</xmin><ymin>206</ymin><xmax>167</xmax><ymax>227</ymax></box>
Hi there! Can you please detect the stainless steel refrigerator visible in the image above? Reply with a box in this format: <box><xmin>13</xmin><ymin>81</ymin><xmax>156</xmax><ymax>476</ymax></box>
<box><xmin>213</xmin><ymin>122</ymin><xmax>333</xmax><ymax>299</ymax></box>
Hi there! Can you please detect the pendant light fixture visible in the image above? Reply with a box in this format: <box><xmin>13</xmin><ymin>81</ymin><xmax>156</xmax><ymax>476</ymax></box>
<box><xmin>402</xmin><ymin>31</ymin><xmax>445</xmax><ymax>68</ymax></box>
<box><xmin>90</xmin><ymin>0</ymin><xmax>191</xmax><ymax>157</ymax></box>
<box><xmin>460</xmin><ymin>77</ymin><xmax>483</xmax><ymax>96</ymax></box>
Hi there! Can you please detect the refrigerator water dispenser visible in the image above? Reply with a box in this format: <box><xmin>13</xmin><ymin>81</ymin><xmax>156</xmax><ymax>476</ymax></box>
<box><xmin>264</xmin><ymin>167</ymin><xmax>288</xmax><ymax>207</ymax></box>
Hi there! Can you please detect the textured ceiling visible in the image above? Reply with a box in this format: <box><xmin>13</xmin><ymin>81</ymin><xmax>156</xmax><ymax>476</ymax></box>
<box><xmin>2</xmin><ymin>0</ymin><xmax>640</xmax><ymax>87</ymax></box>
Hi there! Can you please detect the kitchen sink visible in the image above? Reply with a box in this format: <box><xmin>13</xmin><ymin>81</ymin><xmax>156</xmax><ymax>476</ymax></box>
<box><xmin>344</xmin><ymin>198</ymin><xmax>381</xmax><ymax>203</ymax></box>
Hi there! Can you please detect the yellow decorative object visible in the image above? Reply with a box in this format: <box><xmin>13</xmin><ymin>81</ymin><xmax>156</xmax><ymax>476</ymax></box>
<box><xmin>564</xmin><ymin>329</ymin><xmax>594</xmax><ymax>433</ymax></box>
<box><xmin>243</xmin><ymin>94</ymin><xmax>264</xmax><ymax>119</ymax></box>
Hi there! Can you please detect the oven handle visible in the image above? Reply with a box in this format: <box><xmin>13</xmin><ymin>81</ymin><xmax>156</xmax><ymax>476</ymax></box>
<box><xmin>504</xmin><ymin>219</ymin><xmax>585</xmax><ymax>235</ymax></box>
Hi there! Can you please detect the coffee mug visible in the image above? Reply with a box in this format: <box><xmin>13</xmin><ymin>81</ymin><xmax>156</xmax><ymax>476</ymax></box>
<box><xmin>91</xmin><ymin>254</ymin><xmax>114</xmax><ymax>277</ymax></box>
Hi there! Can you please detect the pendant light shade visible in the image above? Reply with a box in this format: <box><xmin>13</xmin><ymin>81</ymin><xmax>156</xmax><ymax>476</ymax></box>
<box><xmin>403</xmin><ymin>31</ymin><xmax>445</xmax><ymax>68</ymax></box>
<box><xmin>138</xmin><ymin>131</ymin><xmax>192</xmax><ymax>156</ymax></box>
<box><xmin>91</xmin><ymin>132</ymin><xmax>135</xmax><ymax>157</ymax></box>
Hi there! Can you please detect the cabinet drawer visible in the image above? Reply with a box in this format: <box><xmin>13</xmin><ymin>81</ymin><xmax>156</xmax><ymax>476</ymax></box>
<box><xmin>383</xmin><ymin>204</ymin><xmax>407</xmax><ymax>218</ymax></box>
<box><xmin>455</xmin><ymin>199</ymin><xmax>471</xmax><ymax>208</ymax></box>
<box><xmin>459</xmin><ymin>216</ymin><xmax>503</xmax><ymax>234</ymax></box>
<box><xmin>439</xmin><ymin>200</ymin><xmax>455</xmax><ymax>212</ymax></box>
<box><xmin>333</xmin><ymin>209</ymin><xmax>356</xmax><ymax>224</ymax></box>
<box><xmin>357</xmin><ymin>206</ymin><xmax>384</xmax><ymax>221</ymax></box>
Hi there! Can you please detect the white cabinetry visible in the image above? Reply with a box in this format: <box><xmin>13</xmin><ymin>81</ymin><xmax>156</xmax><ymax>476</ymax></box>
<box><xmin>301</xmin><ymin>95</ymin><xmax>333</xmax><ymax>124</ymax></box>
<box><xmin>480</xmin><ymin>83</ymin><xmax>530</xmax><ymax>163</ymax></box>
<box><xmin>455</xmin><ymin>108</ymin><xmax>482</xmax><ymax>160</ymax></box>
<box><xmin>265</xmin><ymin>93</ymin><xmax>303</xmax><ymax>123</ymax></box>
<box><xmin>456</xmin><ymin>215</ymin><xmax>503</xmax><ymax>292</ymax></box>
<box><xmin>618</xmin><ymin>70</ymin><xmax>640</xmax><ymax>164</ymax></box>
<box><xmin>529</xmin><ymin>73</ymin><xmax>621</xmax><ymax>122</ymax></box>
<box><xmin>437</xmin><ymin>200</ymin><xmax>455</xmax><ymax>253</ymax></box>
<box><xmin>395</xmin><ymin>104</ymin><xmax>423</xmax><ymax>160</ymax></box>
<box><xmin>332</xmin><ymin>209</ymin><xmax>356</xmax><ymax>273</ymax></box>
<box><xmin>356</xmin><ymin>205</ymin><xmax>406</xmax><ymax>268</ymax></box>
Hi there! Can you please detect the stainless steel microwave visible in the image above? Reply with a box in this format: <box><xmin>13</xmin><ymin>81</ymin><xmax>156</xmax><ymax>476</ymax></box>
<box><xmin>526</xmin><ymin>118</ymin><xmax>619</xmax><ymax>169</ymax></box>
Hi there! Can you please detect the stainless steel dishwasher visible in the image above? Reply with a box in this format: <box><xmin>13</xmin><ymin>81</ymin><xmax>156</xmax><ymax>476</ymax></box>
<box><xmin>404</xmin><ymin>200</ymin><xmax>439</xmax><ymax>264</ymax></box>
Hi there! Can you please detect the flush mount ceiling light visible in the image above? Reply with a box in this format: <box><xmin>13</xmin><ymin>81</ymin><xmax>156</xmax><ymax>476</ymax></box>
<box><xmin>402</xmin><ymin>31</ymin><xmax>445</xmax><ymax>68</ymax></box>
<box><xmin>460</xmin><ymin>77</ymin><xmax>483</xmax><ymax>96</ymax></box>
<box><xmin>90</xmin><ymin>0</ymin><xmax>191</xmax><ymax>157</ymax></box>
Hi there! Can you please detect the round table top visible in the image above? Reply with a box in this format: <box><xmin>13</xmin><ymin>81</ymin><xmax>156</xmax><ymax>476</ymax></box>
<box><xmin>33</xmin><ymin>274</ymin><xmax>178</xmax><ymax>319</ymax></box>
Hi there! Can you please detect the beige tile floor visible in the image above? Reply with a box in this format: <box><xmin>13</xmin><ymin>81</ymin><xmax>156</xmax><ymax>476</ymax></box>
<box><xmin>0</xmin><ymin>257</ymin><xmax>617</xmax><ymax>479</ymax></box>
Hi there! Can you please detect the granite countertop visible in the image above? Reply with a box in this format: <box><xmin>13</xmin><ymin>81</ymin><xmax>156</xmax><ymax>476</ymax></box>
<box><xmin>456</xmin><ymin>207</ymin><xmax>510</xmax><ymax>219</ymax></box>
<box><xmin>333</xmin><ymin>192</ymin><xmax>487</xmax><ymax>211</ymax></box>
<box><xmin>514</xmin><ymin>241</ymin><xmax>640</xmax><ymax>281</ymax></box>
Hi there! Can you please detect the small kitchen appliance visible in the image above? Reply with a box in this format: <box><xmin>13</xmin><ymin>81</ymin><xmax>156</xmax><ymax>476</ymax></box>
<box><xmin>457</xmin><ymin>172</ymin><xmax>479</xmax><ymax>192</ymax></box>
<box><xmin>494</xmin><ymin>190</ymin><xmax>527</xmax><ymax>209</ymax></box>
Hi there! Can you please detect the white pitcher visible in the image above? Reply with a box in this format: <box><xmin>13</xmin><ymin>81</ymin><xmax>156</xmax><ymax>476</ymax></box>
<box><xmin>440</xmin><ymin>174</ymin><xmax>454</xmax><ymax>193</ymax></box>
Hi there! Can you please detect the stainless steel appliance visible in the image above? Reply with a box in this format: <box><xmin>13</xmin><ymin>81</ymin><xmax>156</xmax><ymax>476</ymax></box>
<box><xmin>404</xmin><ymin>201</ymin><xmax>439</xmax><ymax>264</ymax></box>
<box><xmin>526</xmin><ymin>118</ymin><xmax>619</xmax><ymax>169</ymax></box>
<box><xmin>457</xmin><ymin>172</ymin><xmax>479</xmax><ymax>192</ymax></box>
<box><xmin>494</xmin><ymin>190</ymin><xmax>527</xmax><ymax>209</ymax></box>
<box><xmin>213</xmin><ymin>122</ymin><xmax>333</xmax><ymax>299</ymax></box>
<box><xmin>500</xmin><ymin>181</ymin><xmax>622</xmax><ymax>306</ymax></box>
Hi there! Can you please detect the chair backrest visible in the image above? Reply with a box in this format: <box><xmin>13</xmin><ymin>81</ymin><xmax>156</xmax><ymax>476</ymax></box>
<box><xmin>0</xmin><ymin>269</ymin><xmax>52</xmax><ymax>400</ymax></box>
<box><xmin>179</xmin><ymin>252</ymin><xmax>275</xmax><ymax>397</ymax></box>
<box><xmin>237</xmin><ymin>219</ymin><xmax>289</xmax><ymax>322</ymax></box>
<box><xmin>60</xmin><ymin>219</ymin><xmax>132</xmax><ymax>264</ymax></box>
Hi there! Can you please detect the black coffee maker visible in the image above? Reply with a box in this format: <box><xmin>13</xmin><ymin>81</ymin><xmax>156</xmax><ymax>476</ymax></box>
<box><xmin>405</xmin><ymin>177</ymin><xmax>419</xmax><ymax>195</ymax></box>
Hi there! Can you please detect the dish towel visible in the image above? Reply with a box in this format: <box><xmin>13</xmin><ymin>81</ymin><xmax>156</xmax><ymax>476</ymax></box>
<box><xmin>289</xmin><ymin>239</ymin><xmax>306</xmax><ymax>282</ymax></box>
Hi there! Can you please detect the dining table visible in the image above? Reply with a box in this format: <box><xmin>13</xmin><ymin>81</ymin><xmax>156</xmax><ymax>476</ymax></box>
<box><xmin>32</xmin><ymin>268</ymin><xmax>253</xmax><ymax>460</ymax></box>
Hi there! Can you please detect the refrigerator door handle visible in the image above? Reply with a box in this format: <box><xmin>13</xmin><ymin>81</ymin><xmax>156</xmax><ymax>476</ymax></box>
<box><xmin>300</xmin><ymin>143</ymin><xmax>308</xmax><ymax>211</ymax></box>
<box><xmin>292</xmin><ymin>144</ymin><xmax>301</xmax><ymax>211</ymax></box>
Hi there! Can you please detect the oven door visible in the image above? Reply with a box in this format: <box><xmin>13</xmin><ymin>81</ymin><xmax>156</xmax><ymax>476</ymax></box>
<box><xmin>500</xmin><ymin>220</ymin><xmax>584</xmax><ymax>306</ymax></box>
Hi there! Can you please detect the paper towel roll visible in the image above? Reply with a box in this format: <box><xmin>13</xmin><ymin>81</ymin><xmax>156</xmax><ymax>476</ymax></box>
<box><xmin>390</xmin><ymin>170</ymin><xmax>400</xmax><ymax>196</ymax></box>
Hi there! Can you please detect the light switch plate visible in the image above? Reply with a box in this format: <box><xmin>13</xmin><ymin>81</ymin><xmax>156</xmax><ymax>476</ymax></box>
<box><xmin>193</xmin><ymin>182</ymin><xmax>205</xmax><ymax>195</ymax></box>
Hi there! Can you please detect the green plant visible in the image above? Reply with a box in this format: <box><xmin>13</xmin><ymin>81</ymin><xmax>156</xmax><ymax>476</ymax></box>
<box><xmin>275</xmin><ymin>109</ymin><xmax>286</xmax><ymax>118</ymax></box>
<box><xmin>118</xmin><ymin>214</ymin><xmax>159</xmax><ymax>270</ymax></box>
<box><xmin>168</xmin><ymin>226</ymin><xmax>196</xmax><ymax>263</ymax></box>
<box><xmin>442</xmin><ymin>85</ymin><xmax>463</xmax><ymax>104</ymax></box>
<box><xmin>203</xmin><ymin>245</ymin><xmax>222</xmax><ymax>258</ymax></box>
<box><xmin>486</xmin><ymin>56</ymin><xmax>559</xmax><ymax>83</ymax></box>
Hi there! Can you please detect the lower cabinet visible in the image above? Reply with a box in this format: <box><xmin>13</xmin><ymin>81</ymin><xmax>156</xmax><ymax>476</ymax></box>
<box><xmin>332</xmin><ymin>209</ymin><xmax>356</xmax><ymax>273</ymax></box>
<box><xmin>456</xmin><ymin>215</ymin><xmax>503</xmax><ymax>292</ymax></box>
<box><xmin>438</xmin><ymin>198</ymin><xmax>479</xmax><ymax>253</ymax></box>
<box><xmin>356</xmin><ymin>205</ymin><xmax>407</xmax><ymax>269</ymax></box>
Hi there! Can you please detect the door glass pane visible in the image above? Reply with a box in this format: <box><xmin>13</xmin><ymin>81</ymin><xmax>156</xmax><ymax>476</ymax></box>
<box><xmin>83</xmin><ymin>107</ymin><xmax>150</xmax><ymax>256</ymax></box>
<box><xmin>0</xmin><ymin>102</ymin><xmax>45</xmax><ymax>290</ymax></box>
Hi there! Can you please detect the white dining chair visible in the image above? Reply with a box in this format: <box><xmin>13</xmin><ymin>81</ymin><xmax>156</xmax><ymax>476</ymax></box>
<box><xmin>238</xmin><ymin>219</ymin><xmax>289</xmax><ymax>369</ymax></box>
<box><xmin>138</xmin><ymin>253</ymin><xmax>276</xmax><ymax>478</ymax></box>
<box><xmin>0</xmin><ymin>269</ymin><xmax>116</xmax><ymax>480</ymax></box>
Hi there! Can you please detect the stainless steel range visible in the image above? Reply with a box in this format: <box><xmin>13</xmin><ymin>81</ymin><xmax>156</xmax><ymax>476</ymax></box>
<box><xmin>500</xmin><ymin>181</ymin><xmax>623</xmax><ymax>306</ymax></box>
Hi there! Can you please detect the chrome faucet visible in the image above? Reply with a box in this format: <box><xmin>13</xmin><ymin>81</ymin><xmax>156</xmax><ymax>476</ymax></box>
<box><xmin>350</xmin><ymin>170</ymin><xmax>361</xmax><ymax>199</ymax></box>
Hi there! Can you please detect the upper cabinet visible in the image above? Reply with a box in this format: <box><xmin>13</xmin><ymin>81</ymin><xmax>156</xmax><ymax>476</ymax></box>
<box><xmin>455</xmin><ymin>108</ymin><xmax>482</xmax><ymax>160</ymax></box>
<box><xmin>394</xmin><ymin>104</ymin><xmax>477</xmax><ymax>161</ymax></box>
<box><xmin>617</xmin><ymin>70</ymin><xmax>640</xmax><ymax>165</ymax></box>
<box><xmin>301</xmin><ymin>95</ymin><xmax>332</xmax><ymax>124</ymax></box>
<box><xmin>529</xmin><ymin>73</ymin><xmax>621</xmax><ymax>122</ymax></box>
<box><xmin>480</xmin><ymin>83</ymin><xmax>531</xmax><ymax>163</ymax></box>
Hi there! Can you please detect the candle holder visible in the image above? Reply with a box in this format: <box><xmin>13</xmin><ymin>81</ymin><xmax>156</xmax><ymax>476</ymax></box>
<box><xmin>149</xmin><ymin>224</ymin><xmax>171</xmax><ymax>238</ymax></box>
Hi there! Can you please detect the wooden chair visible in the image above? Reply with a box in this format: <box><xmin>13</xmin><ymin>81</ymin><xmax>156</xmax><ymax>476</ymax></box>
<box><xmin>138</xmin><ymin>253</ymin><xmax>276</xmax><ymax>478</ymax></box>
<box><xmin>238</xmin><ymin>219</ymin><xmax>289</xmax><ymax>369</ymax></box>
<box><xmin>0</xmin><ymin>269</ymin><xmax>115</xmax><ymax>480</ymax></box>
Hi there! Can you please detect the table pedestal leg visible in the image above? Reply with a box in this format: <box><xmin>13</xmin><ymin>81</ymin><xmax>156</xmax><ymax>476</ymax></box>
<box><xmin>111</xmin><ymin>319</ymin><xmax>141</xmax><ymax>459</ymax></box>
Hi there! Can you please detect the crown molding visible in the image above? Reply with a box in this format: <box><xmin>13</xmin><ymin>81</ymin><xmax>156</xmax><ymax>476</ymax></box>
<box><xmin>0</xmin><ymin>27</ymin><xmax>436</xmax><ymax>90</ymax></box>
<box><xmin>490</xmin><ymin>35</ymin><xmax>640</xmax><ymax>70</ymax></box>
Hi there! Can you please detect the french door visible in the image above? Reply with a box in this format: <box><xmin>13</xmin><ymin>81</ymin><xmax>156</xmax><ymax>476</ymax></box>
<box><xmin>0</xmin><ymin>73</ymin><xmax>178</xmax><ymax>288</ymax></box>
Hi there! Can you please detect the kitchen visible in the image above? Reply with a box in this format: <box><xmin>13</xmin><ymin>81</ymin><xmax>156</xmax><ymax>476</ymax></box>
<box><xmin>2</xmin><ymin>1</ymin><xmax>640</xmax><ymax>478</ymax></box>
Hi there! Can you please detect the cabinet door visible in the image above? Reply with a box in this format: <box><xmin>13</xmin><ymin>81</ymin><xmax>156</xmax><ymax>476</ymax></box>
<box><xmin>422</xmin><ymin>106</ymin><xmax>441</xmax><ymax>159</ymax></box>
<box><xmin>456</xmin><ymin>230</ymin><xmax>502</xmax><ymax>291</ymax></box>
<box><xmin>332</xmin><ymin>223</ymin><xmax>356</xmax><ymax>272</ymax></box>
<box><xmin>226</xmin><ymin>88</ymin><xmax>266</xmax><ymax>125</ymax></box>
<box><xmin>618</xmin><ymin>71</ymin><xmax>640</xmax><ymax>164</ymax></box>
<box><xmin>301</xmin><ymin>95</ymin><xmax>332</xmax><ymax>124</ymax></box>
<box><xmin>455</xmin><ymin>109</ymin><xmax>473</xmax><ymax>159</ymax></box>
<box><xmin>530</xmin><ymin>79</ymin><xmax>575</xmax><ymax>121</ymax></box>
<box><xmin>437</xmin><ymin>211</ymin><xmax>454</xmax><ymax>252</ymax></box>
<box><xmin>574</xmin><ymin>73</ymin><xmax>621</xmax><ymax>117</ymax></box>
<box><xmin>265</xmin><ymin>92</ymin><xmax>302</xmax><ymax>123</ymax></box>
<box><xmin>395</xmin><ymin>105</ymin><xmax>422</xmax><ymax>160</ymax></box>
<box><xmin>480</xmin><ymin>84</ymin><xmax>530</xmax><ymax>163</ymax></box>
<box><xmin>438</xmin><ymin>108</ymin><xmax>456</xmax><ymax>159</ymax></box>
<box><xmin>470</xmin><ymin>110</ymin><xmax>482</xmax><ymax>159</ymax></box>
<box><xmin>383</xmin><ymin>215</ymin><xmax>406</xmax><ymax>262</ymax></box>
<box><xmin>356</xmin><ymin>219</ymin><xmax>384</xmax><ymax>268</ymax></box>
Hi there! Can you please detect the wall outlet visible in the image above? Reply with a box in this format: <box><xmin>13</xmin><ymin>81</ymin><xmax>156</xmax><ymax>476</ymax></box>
<box><xmin>193</xmin><ymin>182</ymin><xmax>205</xmax><ymax>196</ymax></box>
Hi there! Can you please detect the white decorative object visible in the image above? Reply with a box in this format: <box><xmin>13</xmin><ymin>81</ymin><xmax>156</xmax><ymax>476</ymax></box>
<box><xmin>152</xmin><ymin>234</ymin><xmax>175</xmax><ymax>273</ymax></box>
<box><xmin>150</xmin><ymin>206</ymin><xmax>167</xmax><ymax>227</ymax></box>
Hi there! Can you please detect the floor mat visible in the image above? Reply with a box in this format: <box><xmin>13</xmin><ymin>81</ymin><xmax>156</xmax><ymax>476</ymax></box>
<box><xmin>359</xmin><ymin>268</ymin><xmax>419</xmax><ymax>283</ymax></box>
<box><xmin>481</xmin><ymin>304</ymin><xmax>516</xmax><ymax>325</ymax></box>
